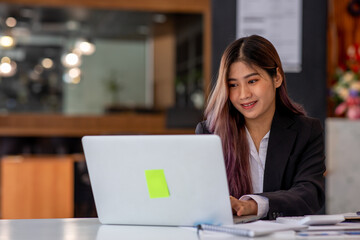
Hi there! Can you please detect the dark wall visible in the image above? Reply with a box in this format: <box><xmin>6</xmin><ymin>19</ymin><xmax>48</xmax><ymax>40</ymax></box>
<box><xmin>211</xmin><ymin>0</ymin><xmax>327</xmax><ymax>124</ymax></box>
<box><xmin>211</xmin><ymin>0</ymin><xmax>237</xmax><ymax>83</ymax></box>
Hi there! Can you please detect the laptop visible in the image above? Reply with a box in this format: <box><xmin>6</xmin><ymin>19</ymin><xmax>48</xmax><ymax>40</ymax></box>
<box><xmin>82</xmin><ymin>135</ymin><xmax>259</xmax><ymax>226</ymax></box>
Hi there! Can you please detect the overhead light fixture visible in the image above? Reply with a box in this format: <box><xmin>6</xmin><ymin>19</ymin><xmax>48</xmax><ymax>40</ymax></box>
<box><xmin>63</xmin><ymin>67</ymin><xmax>82</xmax><ymax>84</ymax></box>
<box><xmin>34</xmin><ymin>64</ymin><xmax>44</xmax><ymax>75</ymax></box>
<box><xmin>1</xmin><ymin>57</ymin><xmax>11</xmax><ymax>64</ymax></box>
<box><xmin>71</xmin><ymin>76</ymin><xmax>81</xmax><ymax>84</ymax></box>
<box><xmin>41</xmin><ymin>58</ymin><xmax>54</xmax><ymax>69</ymax></box>
<box><xmin>29</xmin><ymin>70</ymin><xmax>40</xmax><ymax>81</ymax></box>
<box><xmin>66</xmin><ymin>21</ymin><xmax>80</xmax><ymax>31</ymax></box>
<box><xmin>0</xmin><ymin>57</ymin><xmax>17</xmax><ymax>77</ymax></box>
<box><xmin>68</xmin><ymin>67</ymin><xmax>81</xmax><ymax>79</ymax></box>
<box><xmin>75</xmin><ymin>39</ymin><xmax>96</xmax><ymax>55</ymax></box>
<box><xmin>61</xmin><ymin>52</ymin><xmax>81</xmax><ymax>68</ymax></box>
<box><xmin>0</xmin><ymin>35</ymin><xmax>16</xmax><ymax>48</ymax></box>
<box><xmin>6</xmin><ymin>17</ymin><xmax>17</xmax><ymax>28</ymax></box>
<box><xmin>63</xmin><ymin>71</ymin><xmax>81</xmax><ymax>84</ymax></box>
<box><xmin>0</xmin><ymin>62</ymin><xmax>12</xmax><ymax>74</ymax></box>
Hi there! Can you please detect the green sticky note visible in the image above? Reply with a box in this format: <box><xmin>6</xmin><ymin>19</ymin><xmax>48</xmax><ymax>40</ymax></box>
<box><xmin>145</xmin><ymin>169</ymin><xmax>170</xmax><ymax>198</ymax></box>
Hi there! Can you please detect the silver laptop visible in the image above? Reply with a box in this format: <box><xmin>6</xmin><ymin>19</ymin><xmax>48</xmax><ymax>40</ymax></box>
<box><xmin>82</xmin><ymin>135</ymin><xmax>258</xmax><ymax>226</ymax></box>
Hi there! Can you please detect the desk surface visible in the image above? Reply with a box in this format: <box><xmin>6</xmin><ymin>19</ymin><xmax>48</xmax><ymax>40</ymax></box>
<box><xmin>0</xmin><ymin>218</ymin><xmax>203</xmax><ymax>240</ymax></box>
<box><xmin>0</xmin><ymin>218</ymin><xmax>359</xmax><ymax>240</ymax></box>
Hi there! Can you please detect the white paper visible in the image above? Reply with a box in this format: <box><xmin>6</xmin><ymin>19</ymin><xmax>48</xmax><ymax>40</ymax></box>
<box><xmin>201</xmin><ymin>220</ymin><xmax>306</xmax><ymax>237</ymax></box>
<box><xmin>237</xmin><ymin>0</ymin><xmax>302</xmax><ymax>72</ymax></box>
<box><xmin>308</xmin><ymin>222</ymin><xmax>360</xmax><ymax>231</ymax></box>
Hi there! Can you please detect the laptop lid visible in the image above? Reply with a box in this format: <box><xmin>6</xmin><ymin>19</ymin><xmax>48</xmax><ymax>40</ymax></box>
<box><xmin>82</xmin><ymin>135</ymin><xmax>233</xmax><ymax>226</ymax></box>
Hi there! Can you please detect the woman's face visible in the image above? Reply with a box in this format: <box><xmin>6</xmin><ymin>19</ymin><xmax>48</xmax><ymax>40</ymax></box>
<box><xmin>228</xmin><ymin>61</ymin><xmax>282</xmax><ymax>124</ymax></box>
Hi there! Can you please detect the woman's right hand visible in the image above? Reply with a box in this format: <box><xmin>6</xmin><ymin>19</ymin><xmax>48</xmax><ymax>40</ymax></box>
<box><xmin>230</xmin><ymin>196</ymin><xmax>258</xmax><ymax>216</ymax></box>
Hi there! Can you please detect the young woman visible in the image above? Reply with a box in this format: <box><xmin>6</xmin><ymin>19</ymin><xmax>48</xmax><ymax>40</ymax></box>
<box><xmin>196</xmin><ymin>35</ymin><xmax>325</xmax><ymax>220</ymax></box>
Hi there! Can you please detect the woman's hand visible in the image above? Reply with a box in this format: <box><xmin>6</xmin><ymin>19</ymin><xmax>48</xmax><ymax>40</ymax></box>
<box><xmin>230</xmin><ymin>196</ymin><xmax>258</xmax><ymax>216</ymax></box>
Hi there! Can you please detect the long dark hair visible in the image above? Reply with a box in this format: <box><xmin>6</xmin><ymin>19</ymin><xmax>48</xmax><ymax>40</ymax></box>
<box><xmin>205</xmin><ymin>35</ymin><xmax>305</xmax><ymax>198</ymax></box>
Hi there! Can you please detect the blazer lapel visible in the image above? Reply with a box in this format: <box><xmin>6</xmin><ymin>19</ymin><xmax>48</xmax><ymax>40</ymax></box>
<box><xmin>263</xmin><ymin>112</ymin><xmax>297</xmax><ymax>192</ymax></box>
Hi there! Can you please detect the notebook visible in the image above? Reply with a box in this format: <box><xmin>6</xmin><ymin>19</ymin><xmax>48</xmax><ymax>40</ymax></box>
<box><xmin>82</xmin><ymin>135</ymin><xmax>259</xmax><ymax>226</ymax></box>
<box><xmin>200</xmin><ymin>220</ymin><xmax>307</xmax><ymax>237</ymax></box>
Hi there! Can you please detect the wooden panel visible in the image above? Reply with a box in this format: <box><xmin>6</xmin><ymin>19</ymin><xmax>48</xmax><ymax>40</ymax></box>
<box><xmin>0</xmin><ymin>0</ymin><xmax>209</xmax><ymax>13</ymax></box>
<box><xmin>0</xmin><ymin>113</ymin><xmax>195</xmax><ymax>136</ymax></box>
<box><xmin>203</xmin><ymin>9</ymin><xmax>212</xmax><ymax>99</ymax></box>
<box><xmin>1</xmin><ymin>155</ymin><xmax>74</xmax><ymax>219</ymax></box>
<box><xmin>153</xmin><ymin>18</ymin><xmax>176</xmax><ymax>109</ymax></box>
<box><xmin>328</xmin><ymin>0</ymin><xmax>360</xmax><ymax>66</ymax></box>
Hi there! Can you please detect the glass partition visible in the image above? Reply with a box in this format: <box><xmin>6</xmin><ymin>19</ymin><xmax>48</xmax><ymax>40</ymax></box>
<box><xmin>0</xmin><ymin>3</ymin><xmax>203</xmax><ymax>115</ymax></box>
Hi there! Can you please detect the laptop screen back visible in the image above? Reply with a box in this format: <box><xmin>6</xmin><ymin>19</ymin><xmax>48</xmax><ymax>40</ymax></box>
<box><xmin>82</xmin><ymin>135</ymin><xmax>233</xmax><ymax>226</ymax></box>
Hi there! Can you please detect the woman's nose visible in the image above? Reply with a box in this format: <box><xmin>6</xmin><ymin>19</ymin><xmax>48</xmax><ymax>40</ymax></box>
<box><xmin>239</xmin><ymin>85</ymin><xmax>251</xmax><ymax>100</ymax></box>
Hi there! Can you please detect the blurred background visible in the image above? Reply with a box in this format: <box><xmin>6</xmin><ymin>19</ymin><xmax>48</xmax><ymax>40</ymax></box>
<box><xmin>0</xmin><ymin>0</ymin><xmax>359</xmax><ymax>220</ymax></box>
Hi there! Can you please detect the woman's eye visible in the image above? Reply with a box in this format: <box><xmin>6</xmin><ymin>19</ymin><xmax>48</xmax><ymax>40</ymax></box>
<box><xmin>229</xmin><ymin>83</ymin><xmax>238</xmax><ymax>88</ymax></box>
<box><xmin>248</xmin><ymin>79</ymin><xmax>258</xmax><ymax>84</ymax></box>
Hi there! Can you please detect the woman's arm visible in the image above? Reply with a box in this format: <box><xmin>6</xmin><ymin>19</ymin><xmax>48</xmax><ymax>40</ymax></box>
<box><xmin>259</xmin><ymin>119</ymin><xmax>326</xmax><ymax>219</ymax></box>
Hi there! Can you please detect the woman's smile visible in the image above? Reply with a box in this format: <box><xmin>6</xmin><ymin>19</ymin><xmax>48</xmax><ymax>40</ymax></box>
<box><xmin>241</xmin><ymin>101</ymin><xmax>258</xmax><ymax>110</ymax></box>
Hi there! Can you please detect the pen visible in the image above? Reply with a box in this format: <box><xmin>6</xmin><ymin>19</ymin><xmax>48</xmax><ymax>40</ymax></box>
<box><xmin>345</xmin><ymin>231</ymin><xmax>360</xmax><ymax>235</ymax></box>
<box><xmin>298</xmin><ymin>231</ymin><xmax>342</xmax><ymax>237</ymax></box>
<box><xmin>298</xmin><ymin>231</ymin><xmax>360</xmax><ymax>237</ymax></box>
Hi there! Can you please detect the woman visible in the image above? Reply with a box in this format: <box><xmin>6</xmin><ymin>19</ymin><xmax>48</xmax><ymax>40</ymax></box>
<box><xmin>196</xmin><ymin>35</ymin><xmax>325</xmax><ymax>220</ymax></box>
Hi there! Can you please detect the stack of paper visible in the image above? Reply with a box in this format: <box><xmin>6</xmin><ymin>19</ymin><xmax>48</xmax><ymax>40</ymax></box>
<box><xmin>200</xmin><ymin>220</ymin><xmax>307</xmax><ymax>237</ymax></box>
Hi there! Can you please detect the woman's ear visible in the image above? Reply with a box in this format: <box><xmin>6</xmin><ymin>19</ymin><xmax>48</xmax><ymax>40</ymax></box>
<box><xmin>274</xmin><ymin>68</ymin><xmax>283</xmax><ymax>88</ymax></box>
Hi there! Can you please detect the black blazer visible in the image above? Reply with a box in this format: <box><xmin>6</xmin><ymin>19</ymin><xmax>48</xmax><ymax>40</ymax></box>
<box><xmin>195</xmin><ymin>111</ymin><xmax>326</xmax><ymax>220</ymax></box>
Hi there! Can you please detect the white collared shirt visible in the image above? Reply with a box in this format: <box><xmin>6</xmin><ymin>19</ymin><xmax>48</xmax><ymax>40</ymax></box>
<box><xmin>239</xmin><ymin>128</ymin><xmax>270</xmax><ymax>218</ymax></box>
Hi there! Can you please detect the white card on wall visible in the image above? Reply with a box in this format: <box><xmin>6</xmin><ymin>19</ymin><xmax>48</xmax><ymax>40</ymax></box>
<box><xmin>237</xmin><ymin>0</ymin><xmax>303</xmax><ymax>73</ymax></box>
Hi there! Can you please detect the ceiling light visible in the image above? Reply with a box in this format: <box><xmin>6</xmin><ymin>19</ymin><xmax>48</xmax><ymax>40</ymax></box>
<box><xmin>61</xmin><ymin>52</ymin><xmax>81</xmax><ymax>67</ymax></box>
<box><xmin>1</xmin><ymin>57</ymin><xmax>11</xmax><ymax>64</ymax></box>
<box><xmin>76</xmin><ymin>40</ymin><xmax>95</xmax><ymax>55</ymax></box>
<box><xmin>29</xmin><ymin>70</ymin><xmax>40</xmax><ymax>81</ymax></box>
<box><xmin>6</xmin><ymin>17</ymin><xmax>17</xmax><ymax>28</ymax></box>
<box><xmin>41</xmin><ymin>58</ymin><xmax>54</xmax><ymax>69</ymax></box>
<box><xmin>68</xmin><ymin>67</ymin><xmax>81</xmax><ymax>78</ymax></box>
<box><xmin>0</xmin><ymin>60</ymin><xmax>17</xmax><ymax>77</ymax></box>
<box><xmin>71</xmin><ymin>76</ymin><xmax>81</xmax><ymax>84</ymax></box>
<box><xmin>0</xmin><ymin>36</ymin><xmax>15</xmax><ymax>48</ymax></box>
<box><xmin>66</xmin><ymin>21</ymin><xmax>80</xmax><ymax>31</ymax></box>
<box><xmin>34</xmin><ymin>64</ymin><xmax>44</xmax><ymax>75</ymax></box>
<box><xmin>0</xmin><ymin>62</ymin><xmax>12</xmax><ymax>74</ymax></box>
<box><xmin>63</xmin><ymin>72</ymin><xmax>81</xmax><ymax>84</ymax></box>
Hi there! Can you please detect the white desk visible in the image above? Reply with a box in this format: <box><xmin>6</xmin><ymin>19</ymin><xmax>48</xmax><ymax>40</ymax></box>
<box><xmin>0</xmin><ymin>218</ymin><xmax>359</xmax><ymax>240</ymax></box>
<box><xmin>0</xmin><ymin>218</ymin><xmax>201</xmax><ymax>240</ymax></box>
